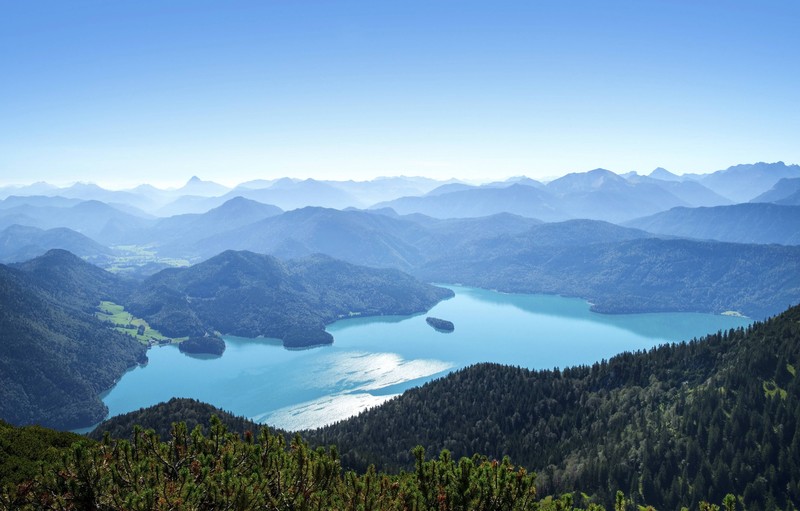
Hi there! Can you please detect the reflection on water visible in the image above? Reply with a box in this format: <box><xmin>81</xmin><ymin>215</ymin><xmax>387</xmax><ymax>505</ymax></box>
<box><xmin>97</xmin><ymin>285</ymin><xmax>751</xmax><ymax>431</ymax></box>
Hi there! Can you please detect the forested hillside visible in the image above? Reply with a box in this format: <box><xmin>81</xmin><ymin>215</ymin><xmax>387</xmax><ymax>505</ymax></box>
<box><xmin>0</xmin><ymin>251</ymin><xmax>146</xmax><ymax>429</ymax></box>
<box><xmin>127</xmin><ymin>250</ymin><xmax>453</xmax><ymax>347</ymax></box>
<box><xmin>307</xmin><ymin>303</ymin><xmax>800</xmax><ymax>510</ymax></box>
<box><xmin>417</xmin><ymin>237</ymin><xmax>800</xmax><ymax>318</ymax></box>
<box><xmin>87</xmin><ymin>398</ymin><xmax>270</xmax><ymax>441</ymax></box>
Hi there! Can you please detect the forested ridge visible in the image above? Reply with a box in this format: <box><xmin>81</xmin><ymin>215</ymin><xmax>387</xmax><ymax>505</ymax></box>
<box><xmin>306</xmin><ymin>303</ymin><xmax>800</xmax><ymax>510</ymax></box>
<box><xmin>127</xmin><ymin>250</ymin><xmax>453</xmax><ymax>347</ymax></box>
<box><xmin>416</xmin><ymin>237</ymin><xmax>800</xmax><ymax>318</ymax></box>
<box><xmin>0</xmin><ymin>251</ymin><xmax>146</xmax><ymax>429</ymax></box>
<box><xmin>87</xmin><ymin>398</ymin><xmax>276</xmax><ymax>442</ymax></box>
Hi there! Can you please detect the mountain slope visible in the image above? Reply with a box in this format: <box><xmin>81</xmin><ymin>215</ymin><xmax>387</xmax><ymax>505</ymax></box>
<box><xmin>372</xmin><ymin>184</ymin><xmax>569</xmax><ymax>221</ymax></box>
<box><xmin>626</xmin><ymin>174</ymin><xmax>731</xmax><ymax>207</ymax></box>
<box><xmin>0</xmin><ymin>200</ymin><xmax>153</xmax><ymax>244</ymax></box>
<box><xmin>0</xmin><ymin>225</ymin><xmax>113</xmax><ymax>264</ymax></box>
<box><xmin>189</xmin><ymin>207</ymin><xmax>431</xmax><ymax>268</ymax></box>
<box><xmin>141</xmin><ymin>196</ymin><xmax>283</xmax><ymax>251</ymax></box>
<box><xmin>626</xmin><ymin>203</ymin><xmax>800</xmax><ymax>245</ymax></box>
<box><xmin>307</xmin><ymin>303</ymin><xmax>800</xmax><ymax>510</ymax></box>
<box><xmin>698</xmin><ymin>161</ymin><xmax>800</xmax><ymax>202</ymax></box>
<box><xmin>127</xmin><ymin>250</ymin><xmax>453</xmax><ymax>347</ymax></box>
<box><xmin>546</xmin><ymin>168</ymin><xmax>689</xmax><ymax>222</ymax></box>
<box><xmin>0</xmin><ymin>251</ymin><xmax>146</xmax><ymax>429</ymax></box>
<box><xmin>751</xmin><ymin>177</ymin><xmax>800</xmax><ymax>204</ymax></box>
<box><xmin>416</xmin><ymin>237</ymin><xmax>800</xmax><ymax>318</ymax></box>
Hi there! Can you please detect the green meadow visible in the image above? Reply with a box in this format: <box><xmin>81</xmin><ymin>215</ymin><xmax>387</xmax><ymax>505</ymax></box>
<box><xmin>95</xmin><ymin>301</ymin><xmax>184</xmax><ymax>345</ymax></box>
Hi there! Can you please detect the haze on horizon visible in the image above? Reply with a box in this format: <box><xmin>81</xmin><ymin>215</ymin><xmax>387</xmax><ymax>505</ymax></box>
<box><xmin>1</xmin><ymin>1</ymin><xmax>798</xmax><ymax>188</ymax></box>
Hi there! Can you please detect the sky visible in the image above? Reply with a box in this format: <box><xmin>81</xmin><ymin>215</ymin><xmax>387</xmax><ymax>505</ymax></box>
<box><xmin>1</xmin><ymin>0</ymin><xmax>799</xmax><ymax>188</ymax></box>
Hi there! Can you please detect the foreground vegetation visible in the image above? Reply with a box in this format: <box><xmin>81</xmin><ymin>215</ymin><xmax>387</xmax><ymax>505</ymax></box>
<box><xmin>1</xmin><ymin>417</ymin><xmax>742</xmax><ymax>511</ymax></box>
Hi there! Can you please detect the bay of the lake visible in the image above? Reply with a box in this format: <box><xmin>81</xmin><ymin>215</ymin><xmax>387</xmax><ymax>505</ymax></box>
<box><xmin>97</xmin><ymin>285</ymin><xmax>751</xmax><ymax>431</ymax></box>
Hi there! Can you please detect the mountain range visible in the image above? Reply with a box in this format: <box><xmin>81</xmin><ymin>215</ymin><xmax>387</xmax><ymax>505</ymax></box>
<box><xmin>626</xmin><ymin>203</ymin><xmax>800</xmax><ymax>245</ymax></box>
<box><xmin>2</xmin><ymin>162</ymin><xmax>798</xmax><ymax>221</ymax></box>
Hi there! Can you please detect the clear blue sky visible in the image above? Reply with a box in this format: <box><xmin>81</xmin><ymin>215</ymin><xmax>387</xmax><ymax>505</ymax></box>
<box><xmin>1</xmin><ymin>1</ymin><xmax>798</xmax><ymax>187</ymax></box>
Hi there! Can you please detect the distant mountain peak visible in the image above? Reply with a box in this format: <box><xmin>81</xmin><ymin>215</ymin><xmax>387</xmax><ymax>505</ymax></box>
<box><xmin>648</xmin><ymin>167</ymin><xmax>683</xmax><ymax>182</ymax></box>
<box><xmin>177</xmin><ymin>176</ymin><xmax>229</xmax><ymax>197</ymax></box>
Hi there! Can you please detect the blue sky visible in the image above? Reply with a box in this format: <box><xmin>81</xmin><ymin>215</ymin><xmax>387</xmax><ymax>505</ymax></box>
<box><xmin>1</xmin><ymin>1</ymin><xmax>798</xmax><ymax>187</ymax></box>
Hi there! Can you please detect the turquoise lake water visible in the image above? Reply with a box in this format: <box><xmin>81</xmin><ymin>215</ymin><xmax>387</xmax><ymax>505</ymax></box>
<box><xmin>98</xmin><ymin>285</ymin><xmax>751</xmax><ymax>431</ymax></box>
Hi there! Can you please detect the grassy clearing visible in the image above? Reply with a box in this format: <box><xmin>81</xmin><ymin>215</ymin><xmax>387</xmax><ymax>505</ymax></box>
<box><xmin>96</xmin><ymin>301</ymin><xmax>185</xmax><ymax>345</ymax></box>
<box><xmin>762</xmin><ymin>379</ymin><xmax>788</xmax><ymax>400</ymax></box>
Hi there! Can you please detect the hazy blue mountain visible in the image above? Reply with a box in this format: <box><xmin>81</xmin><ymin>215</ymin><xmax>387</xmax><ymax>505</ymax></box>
<box><xmin>0</xmin><ymin>195</ymin><xmax>83</xmax><ymax>209</ymax></box>
<box><xmin>187</xmin><ymin>207</ymin><xmax>546</xmax><ymax>270</ymax></box>
<box><xmin>237</xmin><ymin>178</ymin><xmax>280</xmax><ymax>189</ymax></box>
<box><xmin>0</xmin><ymin>250</ymin><xmax>146</xmax><ymax>429</ymax></box>
<box><xmin>697</xmin><ymin>161</ymin><xmax>800</xmax><ymax>202</ymax></box>
<box><xmin>55</xmin><ymin>182</ymin><xmax>149</xmax><ymax>208</ymax></box>
<box><xmin>377</xmin><ymin>169</ymin><xmax>695</xmax><ymax>222</ymax></box>
<box><xmin>546</xmin><ymin>168</ymin><xmax>689</xmax><ymax>222</ymax></box>
<box><xmin>0</xmin><ymin>182</ymin><xmax>58</xmax><ymax>199</ymax></box>
<box><xmin>627</xmin><ymin>203</ymin><xmax>800</xmax><ymax>245</ymax></box>
<box><xmin>416</xmin><ymin>237</ymin><xmax>800</xmax><ymax>318</ymax></box>
<box><xmin>155</xmin><ymin>194</ymin><xmax>227</xmax><ymax>216</ymax></box>
<box><xmin>189</xmin><ymin>207</ymin><xmax>430</xmax><ymax>268</ymax></box>
<box><xmin>157</xmin><ymin>178</ymin><xmax>365</xmax><ymax>215</ymax></box>
<box><xmin>372</xmin><ymin>183</ymin><xmax>568</xmax><ymax>221</ymax></box>
<box><xmin>626</xmin><ymin>174</ymin><xmax>731</xmax><ymax>207</ymax></box>
<box><xmin>776</xmin><ymin>190</ymin><xmax>800</xmax><ymax>205</ymax></box>
<box><xmin>127</xmin><ymin>250</ymin><xmax>452</xmax><ymax>347</ymax></box>
<box><xmin>143</xmin><ymin>197</ymin><xmax>282</xmax><ymax>251</ymax></box>
<box><xmin>423</xmin><ymin>182</ymin><xmax>477</xmax><ymax>196</ymax></box>
<box><xmin>0</xmin><ymin>200</ymin><xmax>153</xmax><ymax>245</ymax></box>
<box><xmin>175</xmin><ymin>176</ymin><xmax>230</xmax><ymax>197</ymax></box>
<box><xmin>0</xmin><ymin>225</ymin><xmax>113</xmax><ymax>264</ymax></box>
<box><xmin>325</xmin><ymin>176</ymin><xmax>453</xmax><ymax>205</ymax></box>
<box><xmin>648</xmin><ymin>167</ymin><xmax>683</xmax><ymax>181</ymax></box>
<box><xmin>751</xmin><ymin>177</ymin><xmax>800</xmax><ymax>204</ymax></box>
<box><xmin>503</xmin><ymin>176</ymin><xmax>546</xmax><ymax>188</ymax></box>
<box><xmin>231</xmin><ymin>178</ymin><xmax>363</xmax><ymax>210</ymax></box>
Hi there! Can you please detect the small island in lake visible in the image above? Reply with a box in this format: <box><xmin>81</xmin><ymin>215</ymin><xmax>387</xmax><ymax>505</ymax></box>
<box><xmin>426</xmin><ymin>316</ymin><xmax>454</xmax><ymax>332</ymax></box>
<box><xmin>178</xmin><ymin>335</ymin><xmax>226</xmax><ymax>356</ymax></box>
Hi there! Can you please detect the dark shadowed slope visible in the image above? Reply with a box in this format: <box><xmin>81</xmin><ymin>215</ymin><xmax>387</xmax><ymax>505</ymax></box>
<box><xmin>0</xmin><ymin>251</ymin><xmax>146</xmax><ymax>429</ymax></box>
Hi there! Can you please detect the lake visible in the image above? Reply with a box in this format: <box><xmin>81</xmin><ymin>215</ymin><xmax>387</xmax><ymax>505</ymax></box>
<box><xmin>97</xmin><ymin>285</ymin><xmax>751</xmax><ymax>431</ymax></box>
